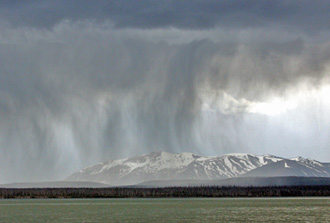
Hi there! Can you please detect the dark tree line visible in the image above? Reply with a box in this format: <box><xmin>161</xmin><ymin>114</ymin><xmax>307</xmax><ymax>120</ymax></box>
<box><xmin>1</xmin><ymin>185</ymin><xmax>330</xmax><ymax>198</ymax></box>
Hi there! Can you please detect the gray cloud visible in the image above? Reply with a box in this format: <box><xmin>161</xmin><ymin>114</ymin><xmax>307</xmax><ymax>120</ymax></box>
<box><xmin>0</xmin><ymin>2</ymin><xmax>330</xmax><ymax>183</ymax></box>
<box><xmin>1</xmin><ymin>0</ymin><xmax>330</xmax><ymax>33</ymax></box>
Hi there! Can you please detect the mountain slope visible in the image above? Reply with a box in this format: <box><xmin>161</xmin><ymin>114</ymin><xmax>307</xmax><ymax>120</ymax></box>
<box><xmin>136</xmin><ymin>176</ymin><xmax>330</xmax><ymax>188</ymax></box>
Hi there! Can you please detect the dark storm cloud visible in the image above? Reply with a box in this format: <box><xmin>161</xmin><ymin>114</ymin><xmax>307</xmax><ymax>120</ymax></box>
<box><xmin>1</xmin><ymin>0</ymin><xmax>330</xmax><ymax>32</ymax></box>
<box><xmin>1</xmin><ymin>23</ymin><xmax>330</xmax><ymax>183</ymax></box>
<box><xmin>0</xmin><ymin>1</ymin><xmax>330</xmax><ymax>183</ymax></box>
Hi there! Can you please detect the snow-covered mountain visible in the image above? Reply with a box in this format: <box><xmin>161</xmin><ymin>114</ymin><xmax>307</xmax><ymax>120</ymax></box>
<box><xmin>244</xmin><ymin>158</ymin><xmax>330</xmax><ymax>178</ymax></box>
<box><xmin>66</xmin><ymin>151</ymin><xmax>285</xmax><ymax>186</ymax></box>
<box><xmin>66</xmin><ymin>151</ymin><xmax>330</xmax><ymax>186</ymax></box>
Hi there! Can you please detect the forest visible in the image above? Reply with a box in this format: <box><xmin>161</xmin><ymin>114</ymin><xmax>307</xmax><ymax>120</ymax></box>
<box><xmin>1</xmin><ymin>185</ymin><xmax>330</xmax><ymax>198</ymax></box>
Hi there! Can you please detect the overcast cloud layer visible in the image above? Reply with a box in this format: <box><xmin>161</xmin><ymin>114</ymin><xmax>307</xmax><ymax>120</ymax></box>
<box><xmin>0</xmin><ymin>1</ymin><xmax>330</xmax><ymax>183</ymax></box>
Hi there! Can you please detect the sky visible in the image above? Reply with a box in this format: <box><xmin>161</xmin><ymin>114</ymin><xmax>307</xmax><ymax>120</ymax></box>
<box><xmin>0</xmin><ymin>0</ymin><xmax>330</xmax><ymax>183</ymax></box>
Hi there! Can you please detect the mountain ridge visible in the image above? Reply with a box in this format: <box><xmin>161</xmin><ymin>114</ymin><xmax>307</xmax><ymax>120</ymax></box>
<box><xmin>66</xmin><ymin>151</ymin><xmax>330</xmax><ymax>186</ymax></box>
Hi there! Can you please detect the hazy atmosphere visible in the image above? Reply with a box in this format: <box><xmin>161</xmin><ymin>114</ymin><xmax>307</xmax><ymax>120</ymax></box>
<box><xmin>1</xmin><ymin>0</ymin><xmax>330</xmax><ymax>183</ymax></box>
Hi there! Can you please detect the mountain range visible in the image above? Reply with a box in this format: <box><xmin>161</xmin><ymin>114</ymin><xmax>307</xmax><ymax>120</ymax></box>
<box><xmin>65</xmin><ymin>151</ymin><xmax>330</xmax><ymax>186</ymax></box>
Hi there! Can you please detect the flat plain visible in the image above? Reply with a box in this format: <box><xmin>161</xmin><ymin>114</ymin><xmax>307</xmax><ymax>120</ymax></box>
<box><xmin>0</xmin><ymin>198</ymin><xmax>329</xmax><ymax>222</ymax></box>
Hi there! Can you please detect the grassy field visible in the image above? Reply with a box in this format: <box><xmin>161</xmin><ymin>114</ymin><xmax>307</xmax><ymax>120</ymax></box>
<box><xmin>0</xmin><ymin>198</ymin><xmax>330</xmax><ymax>222</ymax></box>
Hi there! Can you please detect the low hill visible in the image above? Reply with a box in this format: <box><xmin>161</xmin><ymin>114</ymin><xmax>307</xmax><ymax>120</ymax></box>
<box><xmin>0</xmin><ymin>181</ymin><xmax>110</xmax><ymax>188</ymax></box>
